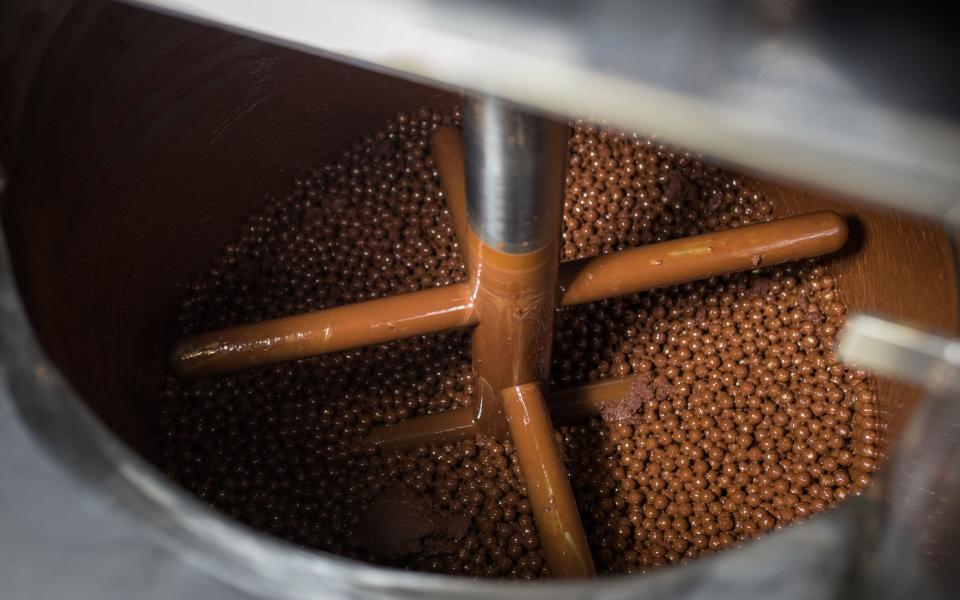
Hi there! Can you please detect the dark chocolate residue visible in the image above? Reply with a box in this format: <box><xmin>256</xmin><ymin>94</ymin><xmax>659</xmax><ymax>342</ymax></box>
<box><xmin>353</xmin><ymin>482</ymin><xmax>470</xmax><ymax>560</ymax></box>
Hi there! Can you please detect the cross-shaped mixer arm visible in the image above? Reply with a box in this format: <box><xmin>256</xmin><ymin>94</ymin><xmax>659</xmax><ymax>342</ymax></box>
<box><xmin>169</xmin><ymin>96</ymin><xmax>848</xmax><ymax>578</ymax></box>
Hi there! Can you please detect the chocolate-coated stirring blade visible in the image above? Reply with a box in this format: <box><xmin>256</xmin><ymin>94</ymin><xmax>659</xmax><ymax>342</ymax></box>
<box><xmin>168</xmin><ymin>101</ymin><xmax>850</xmax><ymax>578</ymax></box>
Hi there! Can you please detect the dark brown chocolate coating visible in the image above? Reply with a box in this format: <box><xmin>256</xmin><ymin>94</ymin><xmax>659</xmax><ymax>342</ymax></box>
<box><xmin>156</xmin><ymin>115</ymin><xmax>877</xmax><ymax>578</ymax></box>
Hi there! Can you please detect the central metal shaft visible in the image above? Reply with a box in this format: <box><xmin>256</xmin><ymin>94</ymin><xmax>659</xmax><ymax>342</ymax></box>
<box><xmin>461</xmin><ymin>96</ymin><xmax>568</xmax><ymax>436</ymax></box>
<box><xmin>458</xmin><ymin>96</ymin><xmax>595</xmax><ymax>577</ymax></box>
<box><xmin>463</xmin><ymin>96</ymin><xmax>567</xmax><ymax>253</ymax></box>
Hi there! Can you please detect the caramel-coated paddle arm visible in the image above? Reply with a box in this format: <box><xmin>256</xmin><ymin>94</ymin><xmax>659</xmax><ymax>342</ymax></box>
<box><xmin>502</xmin><ymin>383</ymin><xmax>596</xmax><ymax>578</ymax></box>
<box><xmin>548</xmin><ymin>376</ymin><xmax>635</xmax><ymax>425</ymax></box>
<box><xmin>366</xmin><ymin>376</ymin><xmax>635</xmax><ymax>447</ymax></box>
<box><xmin>366</xmin><ymin>406</ymin><xmax>479</xmax><ymax>450</ymax></box>
<box><xmin>171</xmin><ymin>283</ymin><xmax>477</xmax><ymax>378</ymax></box>
<box><xmin>558</xmin><ymin>211</ymin><xmax>848</xmax><ymax>306</ymax></box>
<box><xmin>432</xmin><ymin>126</ymin><xmax>475</xmax><ymax>276</ymax></box>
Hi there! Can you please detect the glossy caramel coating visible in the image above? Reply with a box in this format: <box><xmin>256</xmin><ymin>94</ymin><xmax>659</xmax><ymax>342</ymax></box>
<box><xmin>558</xmin><ymin>211</ymin><xmax>847</xmax><ymax>306</ymax></box>
<box><xmin>503</xmin><ymin>384</ymin><xmax>595</xmax><ymax>577</ymax></box>
<box><xmin>172</xmin><ymin>283</ymin><xmax>476</xmax><ymax>378</ymax></box>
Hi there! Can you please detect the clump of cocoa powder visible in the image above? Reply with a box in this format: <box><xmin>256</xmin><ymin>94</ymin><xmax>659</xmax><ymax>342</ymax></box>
<box><xmin>599</xmin><ymin>373</ymin><xmax>674</xmax><ymax>424</ymax></box>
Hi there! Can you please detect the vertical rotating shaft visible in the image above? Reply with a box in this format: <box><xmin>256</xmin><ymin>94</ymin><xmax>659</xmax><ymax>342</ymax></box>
<box><xmin>461</xmin><ymin>96</ymin><xmax>568</xmax><ymax>437</ymax></box>
<box><xmin>462</xmin><ymin>96</ymin><xmax>566</xmax><ymax>254</ymax></box>
<box><xmin>461</xmin><ymin>96</ymin><xmax>595</xmax><ymax>576</ymax></box>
